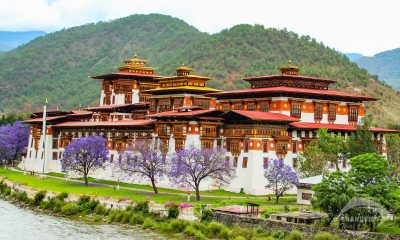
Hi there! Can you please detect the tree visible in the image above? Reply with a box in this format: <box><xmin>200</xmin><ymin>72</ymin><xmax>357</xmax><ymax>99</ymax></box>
<box><xmin>315</xmin><ymin>128</ymin><xmax>348</xmax><ymax>170</ymax></box>
<box><xmin>169</xmin><ymin>145</ymin><xmax>235</xmax><ymax>201</ymax></box>
<box><xmin>312</xmin><ymin>171</ymin><xmax>356</xmax><ymax>225</ymax></box>
<box><xmin>385</xmin><ymin>133</ymin><xmax>400</xmax><ymax>178</ymax></box>
<box><xmin>0</xmin><ymin>121</ymin><xmax>29</xmax><ymax>165</ymax></box>
<box><xmin>61</xmin><ymin>136</ymin><xmax>109</xmax><ymax>185</ymax></box>
<box><xmin>264</xmin><ymin>159</ymin><xmax>299</xmax><ymax>204</ymax></box>
<box><xmin>299</xmin><ymin>141</ymin><xmax>330</xmax><ymax>178</ymax></box>
<box><xmin>348</xmin><ymin>153</ymin><xmax>399</xmax><ymax>208</ymax></box>
<box><xmin>115</xmin><ymin>140</ymin><xmax>168</xmax><ymax>194</ymax></box>
<box><xmin>347</xmin><ymin>118</ymin><xmax>377</xmax><ymax>158</ymax></box>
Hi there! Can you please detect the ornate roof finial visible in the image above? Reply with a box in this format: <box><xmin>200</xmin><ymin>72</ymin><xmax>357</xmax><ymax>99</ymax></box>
<box><xmin>288</xmin><ymin>59</ymin><xmax>292</xmax><ymax>66</ymax></box>
<box><xmin>279</xmin><ymin>59</ymin><xmax>300</xmax><ymax>75</ymax></box>
<box><xmin>134</xmin><ymin>52</ymin><xmax>138</xmax><ymax>59</ymax></box>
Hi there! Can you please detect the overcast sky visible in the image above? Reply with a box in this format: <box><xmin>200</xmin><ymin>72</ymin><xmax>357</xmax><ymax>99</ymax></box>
<box><xmin>0</xmin><ymin>0</ymin><xmax>399</xmax><ymax>56</ymax></box>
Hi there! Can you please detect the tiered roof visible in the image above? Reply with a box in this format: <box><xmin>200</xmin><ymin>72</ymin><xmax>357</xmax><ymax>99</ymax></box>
<box><xmin>92</xmin><ymin>53</ymin><xmax>162</xmax><ymax>80</ymax></box>
<box><xmin>144</xmin><ymin>65</ymin><xmax>221</xmax><ymax>95</ymax></box>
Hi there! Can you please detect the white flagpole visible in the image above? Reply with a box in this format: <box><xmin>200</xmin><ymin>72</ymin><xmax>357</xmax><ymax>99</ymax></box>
<box><xmin>41</xmin><ymin>99</ymin><xmax>48</xmax><ymax>178</ymax></box>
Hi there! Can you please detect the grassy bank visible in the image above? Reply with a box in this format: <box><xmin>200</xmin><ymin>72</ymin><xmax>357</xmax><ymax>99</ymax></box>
<box><xmin>1</xmin><ymin>168</ymin><xmax>298</xmax><ymax>211</ymax></box>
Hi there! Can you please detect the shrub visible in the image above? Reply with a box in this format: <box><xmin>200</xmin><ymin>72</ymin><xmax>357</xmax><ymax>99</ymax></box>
<box><xmin>77</xmin><ymin>195</ymin><xmax>91</xmax><ymax>206</ymax></box>
<box><xmin>122</xmin><ymin>211</ymin><xmax>133</xmax><ymax>224</ymax></box>
<box><xmin>156</xmin><ymin>222</ymin><xmax>172</xmax><ymax>233</ymax></box>
<box><xmin>194</xmin><ymin>231</ymin><xmax>206</xmax><ymax>240</ymax></box>
<box><xmin>205</xmin><ymin>222</ymin><xmax>224</xmax><ymax>237</ymax></box>
<box><xmin>184</xmin><ymin>225</ymin><xmax>197</xmax><ymax>237</ymax></box>
<box><xmin>94</xmin><ymin>204</ymin><xmax>107</xmax><ymax>215</ymax></box>
<box><xmin>115</xmin><ymin>211</ymin><xmax>124</xmax><ymax>222</ymax></box>
<box><xmin>81</xmin><ymin>199</ymin><xmax>99</xmax><ymax>214</ymax></box>
<box><xmin>93</xmin><ymin>215</ymin><xmax>103</xmax><ymax>222</ymax></box>
<box><xmin>168</xmin><ymin>205</ymin><xmax>180</xmax><ymax>219</ymax></box>
<box><xmin>133</xmin><ymin>201</ymin><xmax>149</xmax><ymax>214</ymax></box>
<box><xmin>108</xmin><ymin>210</ymin><xmax>120</xmax><ymax>222</ymax></box>
<box><xmin>191</xmin><ymin>221</ymin><xmax>207</xmax><ymax>232</ymax></box>
<box><xmin>286</xmin><ymin>231</ymin><xmax>303</xmax><ymax>240</ymax></box>
<box><xmin>377</xmin><ymin>220</ymin><xmax>400</xmax><ymax>235</ymax></box>
<box><xmin>15</xmin><ymin>191</ymin><xmax>30</xmax><ymax>203</ymax></box>
<box><xmin>234</xmin><ymin>237</ymin><xmax>246</xmax><ymax>240</ymax></box>
<box><xmin>313</xmin><ymin>232</ymin><xmax>339</xmax><ymax>240</ymax></box>
<box><xmin>230</xmin><ymin>227</ymin><xmax>254</xmax><ymax>240</ymax></box>
<box><xmin>261</xmin><ymin>212</ymin><xmax>270</xmax><ymax>219</ymax></box>
<box><xmin>61</xmin><ymin>202</ymin><xmax>80</xmax><ymax>216</ymax></box>
<box><xmin>240</xmin><ymin>188</ymin><xmax>245</xmax><ymax>194</ymax></box>
<box><xmin>218</xmin><ymin>227</ymin><xmax>232</xmax><ymax>240</ymax></box>
<box><xmin>52</xmin><ymin>198</ymin><xmax>64</xmax><ymax>213</ymax></box>
<box><xmin>271</xmin><ymin>230</ymin><xmax>286</xmax><ymax>239</ymax></box>
<box><xmin>31</xmin><ymin>190</ymin><xmax>46</xmax><ymax>206</ymax></box>
<box><xmin>2</xmin><ymin>186</ymin><xmax>11</xmax><ymax>196</ymax></box>
<box><xmin>170</xmin><ymin>219</ymin><xmax>189</xmax><ymax>233</ymax></box>
<box><xmin>394</xmin><ymin>216</ymin><xmax>400</xmax><ymax>226</ymax></box>
<box><xmin>56</xmin><ymin>192</ymin><xmax>68</xmax><ymax>201</ymax></box>
<box><xmin>129</xmin><ymin>213</ymin><xmax>145</xmax><ymax>225</ymax></box>
<box><xmin>201</xmin><ymin>209</ymin><xmax>213</xmax><ymax>222</ymax></box>
<box><xmin>142</xmin><ymin>219</ymin><xmax>155</xmax><ymax>229</ymax></box>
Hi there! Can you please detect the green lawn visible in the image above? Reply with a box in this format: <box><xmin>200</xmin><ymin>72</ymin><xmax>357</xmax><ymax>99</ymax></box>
<box><xmin>1</xmin><ymin>168</ymin><xmax>298</xmax><ymax>210</ymax></box>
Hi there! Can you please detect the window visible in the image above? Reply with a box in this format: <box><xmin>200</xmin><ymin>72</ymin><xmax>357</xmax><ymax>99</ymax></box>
<box><xmin>314</xmin><ymin>103</ymin><xmax>323</xmax><ymax>120</ymax></box>
<box><xmin>263</xmin><ymin>157</ymin><xmax>268</xmax><ymax>168</ymax></box>
<box><xmin>201</xmin><ymin>140</ymin><xmax>213</xmax><ymax>149</ymax></box>
<box><xmin>52</xmin><ymin>152</ymin><xmax>58</xmax><ymax>160</ymax></box>
<box><xmin>342</xmin><ymin>159</ymin><xmax>347</xmax><ymax>168</ymax></box>
<box><xmin>244</xmin><ymin>141</ymin><xmax>249</xmax><ymax>152</ymax></box>
<box><xmin>302</xmin><ymin>193</ymin><xmax>312</xmax><ymax>200</ymax></box>
<box><xmin>276</xmin><ymin>142</ymin><xmax>288</xmax><ymax>155</ymax></box>
<box><xmin>234</xmin><ymin>103</ymin><xmax>243</xmax><ymax>110</ymax></box>
<box><xmin>260</xmin><ymin>102</ymin><xmax>269</xmax><ymax>112</ymax></box>
<box><xmin>52</xmin><ymin>138</ymin><xmax>58</xmax><ymax>148</ymax></box>
<box><xmin>292</xmin><ymin>141</ymin><xmax>297</xmax><ymax>153</ymax></box>
<box><xmin>328</xmin><ymin>104</ymin><xmax>336</xmax><ymax>121</ymax></box>
<box><xmin>242</xmin><ymin>157</ymin><xmax>248</xmax><ymax>168</ymax></box>
<box><xmin>222</xmin><ymin>104</ymin><xmax>230</xmax><ymax>111</ymax></box>
<box><xmin>175</xmin><ymin>139</ymin><xmax>185</xmax><ymax>150</ymax></box>
<box><xmin>125</xmin><ymin>94</ymin><xmax>132</xmax><ymax>104</ymax></box>
<box><xmin>263</xmin><ymin>141</ymin><xmax>268</xmax><ymax>153</ymax></box>
<box><xmin>290</xmin><ymin>103</ymin><xmax>302</xmax><ymax>118</ymax></box>
<box><xmin>110</xmin><ymin>154</ymin><xmax>114</xmax><ymax>163</ymax></box>
<box><xmin>59</xmin><ymin>152</ymin><xmax>62</xmax><ymax>159</ymax></box>
<box><xmin>247</xmin><ymin>103</ymin><xmax>256</xmax><ymax>111</ymax></box>
<box><xmin>233</xmin><ymin>157</ymin><xmax>238</xmax><ymax>167</ymax></box>
<box><xmin>293</xmin><ymin>158</ymin><xmax>298</xmax><ymax>169</ymax></box>
<box><xmin>348</xmin><ymin>107</ymin><xmax>358</xmax><ymax>121</ymax></box>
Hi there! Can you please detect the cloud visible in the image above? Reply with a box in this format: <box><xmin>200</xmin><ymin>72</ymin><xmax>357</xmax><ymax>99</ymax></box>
<box><xmin>0</xmin><ymin>0</ymin><xmax>399</xmax><ymax>55</ymax></box>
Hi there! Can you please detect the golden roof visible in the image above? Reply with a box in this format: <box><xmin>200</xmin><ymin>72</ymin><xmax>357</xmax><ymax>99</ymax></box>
<box><xmin>279</xmin><ymin>60</ymin><xmax>300</xmax><ymax>75</ymax></box>
<box><xmin>143</xmin><ymin>86</ymin><xmax>222</xmax><ymax>94</ymax></box>
<box><xmin>117</xmin><ymin>53</ymin><xmax>156</xmax><ymax>73</ymax></box>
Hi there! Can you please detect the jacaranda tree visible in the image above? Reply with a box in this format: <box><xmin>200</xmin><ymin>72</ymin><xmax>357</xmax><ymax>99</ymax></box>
<box><xmin>265</xmin><ymin>159</ymin><xmax>299</xmax><ymax>204</ymax></box>
<box><xmin>170</xmin><ymin>145</ymin><xmax>235</xmax><ymax>201</ymax></box>
<box><xmin>0</xmin><ymin>121</ymin><xmax>29</xmax><ymax>165</ymax></box>
<box><xmin>61</xmin><ymin>136</ymin><xmax>109</xmax><ymax>185</ymax></box>
<box><xmin>115</xmin><ymin>140</ymin><xmax>168</xmax><ymax>194</ymax></box>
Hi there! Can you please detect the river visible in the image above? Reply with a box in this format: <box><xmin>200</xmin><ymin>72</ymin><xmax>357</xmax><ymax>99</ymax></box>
<box><xmin>0</xmin><ymin>199</ymin><xmax>167</xmax><ymax>240</ymax></box>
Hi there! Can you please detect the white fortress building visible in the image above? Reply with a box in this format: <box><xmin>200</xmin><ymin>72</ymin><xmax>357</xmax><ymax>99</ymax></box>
<box><xmin>20</xmin><ymin>55</ymin><xmax>396</xmax><ymax>196</ymax></box>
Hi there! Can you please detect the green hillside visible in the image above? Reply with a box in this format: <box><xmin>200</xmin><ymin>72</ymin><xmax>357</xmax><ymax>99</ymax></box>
<box><xmin>355</xmin><ymin>48</ymin><xmax>400</xmax><ymax>89</ymax></box>
<box><xmin>0</xmin><ymin>14</ymin><xmax>399</xmax><ymax>126</ymax></box>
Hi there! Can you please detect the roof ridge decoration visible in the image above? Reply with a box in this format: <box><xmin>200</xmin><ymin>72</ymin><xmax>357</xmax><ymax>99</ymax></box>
<box><xmin>279</xmin><ymin>59</ymin><xmax>300</xmax><ymax>75</ymax></box>
<box><xmin>117</xmin><ymin>53</ymin><xmax>157</xmax><ymax>75</ymax></box>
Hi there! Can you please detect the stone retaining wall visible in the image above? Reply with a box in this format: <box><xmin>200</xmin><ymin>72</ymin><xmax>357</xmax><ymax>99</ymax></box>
<box><xmin>213</xmin><ymin>212</ymin><xmax>400</xmax><ymax>240</ymax></box>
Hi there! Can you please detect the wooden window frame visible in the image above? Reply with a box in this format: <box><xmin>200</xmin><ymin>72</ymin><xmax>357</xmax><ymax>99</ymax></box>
<box><xmin>290</xmin><ymin>102</ymin><xmax>302</xmax><ymax>118</ymax></box>
<box><xmin>314</xmin><ymin>103</ymin><xmax>323</xmax><ymax>121</ymax></box>
<box><xmin>242</xmin><ymin>157</ymin><xmax>248</xmax><ymax>168</ymax></box>
<box><xmin>328</xmin><ymin>104</ymin><xmax>336</xmax><ymax>121</ymax></box>
<box><xmin>348</xmin><ymin>107</ymin><xmax>358</xmax><ymax>122</ymax></box>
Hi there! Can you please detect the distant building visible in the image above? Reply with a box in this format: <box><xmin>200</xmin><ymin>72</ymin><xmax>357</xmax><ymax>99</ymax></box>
<box><xmin>20</xmin><ymin>55</ymin><xmax>397</xmax><ymax>195</ymax></box>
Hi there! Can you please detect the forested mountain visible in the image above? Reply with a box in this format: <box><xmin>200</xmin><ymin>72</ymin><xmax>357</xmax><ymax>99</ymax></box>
<box><xmin>344</xmin><ymin>53</ymin><xmax>364</xmax><ymax>61</ymax></box>
<box><xmin>0</xmin><ymin>31</ymin><xmax>46</xmax><ymax>51</ymax></box>
<box><xmin>355</xmin><ymin>48</ymin><xmax>400</xmax><ymax>89</ymax></box>
<box><xmin>0</xmin><ymin>14</ymin><xmax>399</xmax><ymax>126</ymax></box>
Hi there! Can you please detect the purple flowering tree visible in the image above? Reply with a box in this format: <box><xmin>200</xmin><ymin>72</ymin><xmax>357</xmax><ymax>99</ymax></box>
<box><xmin>115</xmin><ymin>140</ymin><xmax>168</xmax><ymax>194</ymax></box>
<box><xmin>265</xmin><ymin>159</ymin><xmax>299</xmax><ymax>204</ymax></box>
<box><xmin>170</xmin><ymin>145</ymin><xmax>235</xmax><ymax>201</ymax></box>
<box><xmin>0</xmin><ymin>121</ymin><xmax>29</xmax><ymax>165</ymax></box>
<box><xmin>61</xmin><ymin>136</ymin><xmax>109</xmax><ymax>185</ymax></box>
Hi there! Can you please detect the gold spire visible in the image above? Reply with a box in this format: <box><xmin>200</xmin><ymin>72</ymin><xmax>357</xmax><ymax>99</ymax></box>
<box><xmin>279</xmin><ymin>59</ymin><xmax>300</xmax><ymax>75</ymax></box>
<box><xmin>117</xmin><ymin>53</ymin><xmax>156</xmax><ymax>74</ymax></box>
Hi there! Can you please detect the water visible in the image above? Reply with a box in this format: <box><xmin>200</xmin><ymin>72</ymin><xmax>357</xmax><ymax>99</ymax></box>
<box><xmin>0</xmin><ymin>199</ymin><xmax>167</xmax><ymax>240</ymax></box>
